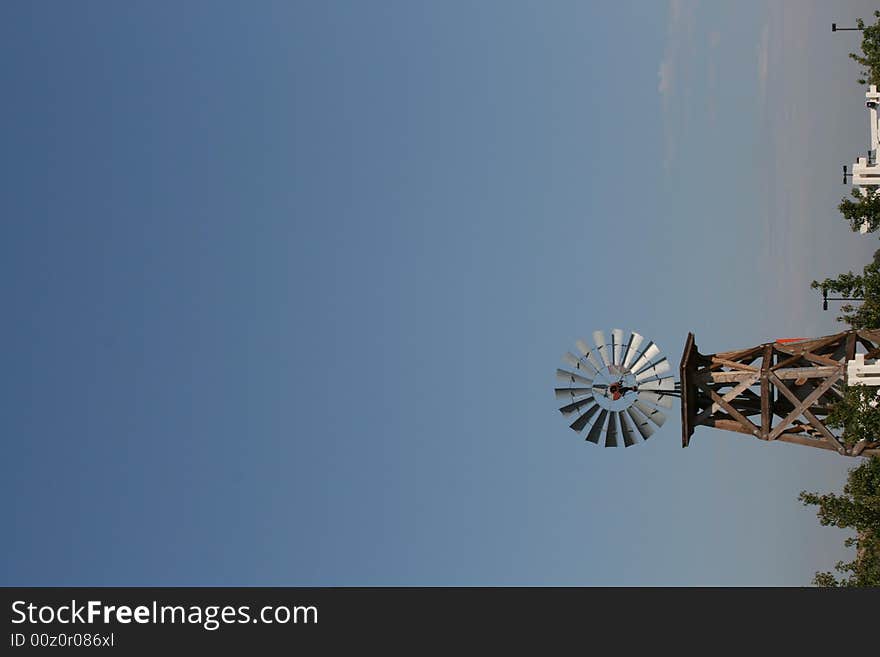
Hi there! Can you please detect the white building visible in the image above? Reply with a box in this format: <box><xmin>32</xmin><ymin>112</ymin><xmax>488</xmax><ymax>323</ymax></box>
<box><xmin>848</xmin><ymin>85</ymin><xmax>880</xmax><ymax>233</ymax></box>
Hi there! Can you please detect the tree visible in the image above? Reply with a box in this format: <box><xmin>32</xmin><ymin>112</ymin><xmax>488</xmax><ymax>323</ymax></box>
<box><xmin>799</xmin><ymin>14</ymin><xmax>880</xmax><ymax>587</ymax></box>
<box><xmin>825</xmin><ymin>385</ymin><xmax>880</xmax><ymax>449</ymax></box>
<box><xmin>839</xmin><ymin>187</ymin><xmax>880</xmax><ymax>233</ymax></box>
<box><xmin>799</xmin><ymin>456</ymin><xmax>880</xmax><ymax>586</ymax></box>
<box><xmin>810</xmin><ymin>260</ymin><xmax>880</xmax><ymax>329</ymax></box>
<box><xmin>849</xmin><ymin>11</ymin><xmax>880</xmax><ymax>86</ymax></box>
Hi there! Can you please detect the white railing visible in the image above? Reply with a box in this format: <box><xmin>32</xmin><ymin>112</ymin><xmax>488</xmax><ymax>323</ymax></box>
<box><xmin>847</xmin><ymin>353</ymin><xmax>880</xmax><ymax>385</ymax></box>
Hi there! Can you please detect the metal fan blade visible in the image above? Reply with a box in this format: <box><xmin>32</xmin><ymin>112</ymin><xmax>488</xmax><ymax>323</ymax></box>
<box><xmin>637</xmin><ymin>390</ymin><xmax>674</xmax><ymax>409</ymax></box>
<box><xmin>635</xmin><ymin>358</ymin><xmax>671</xmax><ymax>382</ymax></box>
<box><xmin>562</xmin><ymin>352</ymin><xmax>598</xmax><ymax>376</ymax></box>
<box><xmin>639</xmin><ymin>377</ymin><xmax>675</xmax><ymax>391</ymax></box>
<box><xmin>569</xmin><ymin>403</ymin><xmax>600</xmax><ymax>432</ymax></box>
<box><xmin>575</xmin><ymin>340</ymin><xmax>604</xmax><ymax>371</ymax></box>
<box><xmin>634</xmin><ymin>399</ymin><xmax>667</xmax><ymax>427</ymax></box>
<box><xmin>622</xmin><ymin>332</ymin><xmax>644</xmax><ymax>369</ymax></box>
<box><xmin>556</xmin><ymin>368</ymin><xmax>593</xmax><ymax>386</ymax></box>
<box><xmin>585</xmin><ymin>409</ymin><xmax>608</xmax><ymax>443</ymax></box>
<box><xmin>627</xmin><ymin>340</ymin><xmax>654</xmax><ymax>371</ymax></box>
<box><xmin>619</xmin><ymin>331</ymin><xmax>634</xmax><ymax>369</ymax></box>
<box><xmin>630</xmin><ymin>342</ymin><xmax>661</xmax><ymax>374</ymax></box>
<box><xmin>555</xmin><ymin>387</ymin><xmax>592</xmax><ymax>400</ymax></box>
<box><xmin>605</xmin><ymin>412</ymin><xmax>619</xmax><ymax>447</ymax></box>
<box><xmin>611</xmin><ymin>328</ymin><xmax>625</xmax><ymax>365</ymax></box>
<box><xmin>592</xmin><ymin>330</ymin><xmax>612</xmax><ymax>367</ymax></box>
<box><xmin>626</xmin><ymin>405</ymin><xmax>654</xmax><ymax>440</ymax></box>
<box><xmin>634</xmin><ymin>355</ymin><xmax>667</xmax><ymax>377</ymax></box>
<box><xmin>619</xmin><ymin>410</ymin><xmax>638</xmax><ymax>447</ymax></box>
<box><xmin>559</xmin><ymin>396</ymin><xmax>595</xmax><ymax>416</ymax></box>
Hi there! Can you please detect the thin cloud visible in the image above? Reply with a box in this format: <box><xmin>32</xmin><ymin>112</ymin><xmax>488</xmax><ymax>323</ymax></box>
<box><xmin>658</xmin><ymin>59</ymin><xmax>674</xmax><ymax>98</ymax></box>
<box><xmin>658</xmin><ymin>0</ymin><xmax>698</xmax><ymax>106</ymax></box>
<box><xmin>658</xmin><ymin>0</ymin><xmax>700</xmax><ymax>168</ymax></box>
<box><xmin>757</xmin><ymin>24</ymin><xmax>770</xmax><ymax>100</ymax></box>
<box><xmin>706</xmin><ymin>38</ymin><xmax>718</xmax><ymax>124</ymax></box>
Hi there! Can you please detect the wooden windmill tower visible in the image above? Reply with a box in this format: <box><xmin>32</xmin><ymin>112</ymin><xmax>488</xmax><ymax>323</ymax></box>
<box><xmin>556</xmin><ymin>328</ymin><xmax>880</xmax><ymax>457</ymax></box>
<box><xmin>680</xmin><ymin>329</ymin><xmax>880</xmax><ymax>457</ymax></box>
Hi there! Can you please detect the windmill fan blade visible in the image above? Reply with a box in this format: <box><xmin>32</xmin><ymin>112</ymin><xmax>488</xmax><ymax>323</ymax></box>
<box><xmin>605</xmin><ymin>412</ymin><xmax>619</xmax><ymax>447</ymax></box>
<box><xmin>585</xmin><ymin>409</ymin><xmax>608</xmax><ymax>444</ymax></box>
<box><xmin>620</xmin><ymin>331</ymin><xmax>634</xmax><ymax>369</ymax></box>
<box><xmin>562</xmin><ymin>352</ymin><xmax>598</xmax><ymax>376</ymax></box>
<box><xmin>639</xmin><ymin>377</ymin><xmax>675</xmax><ymax>391</ymax></box>
<box><xmin>618</xmin><ymin>410</ymin><xmax>638</xmax><ymax>447</ymax></box>
<box><xmin>611</xmin><ymin>328</ymin><xmax>625</xmax><ymax>365</ymax></box>
<box><xmin>622</xmin><ymin>332</ymin><xmax>644</xmax><ymax>369</ymax></box>
<box><xmin>634</xmin><ymin>399</ymin><xmax>667</xmax><ymax>427</ymax></box>
<box><xmin>575</xmin><ymin>340</ymin><xmax>604</xmax><ymax>371</ymax></box>
<box><xmin>652</xmin><ymin>359</ymin><xmax>672</xmax><ymax>377</ymax></box>
<box><xmin>569</xmin><ymin>403</ymin><xmax>600</xmax><ymax>432</ymax></box>
<box><xmin>626</xmin><ymin>405</ymin><xmax>654</xmax><ymax>440</ymax></box>
<box><xmin>634</xmin><ymin>354</ymin><xmax>667</xmax><ymax>375</ymax></box>
<box><xmin>635</xmin><ymin>357</ymin><xmax>670</xmax><ymax>381</ymax></box>
<box><xmin>556</xmin><ymin>368</ymin><xmax>593</xmax><ymax>386</ymax></box>
<box><xmin>637</xmin><ymin>390</ymin><xmax>674</xmax><ymax>409</ymax></box>
<box><xmin>555</xmin><ymin>387</ymin><xmax>592</xmax><ymax>400</ymax></box>
<box><xmin>631</xmin><ymin>342</ymin><xmax>661</xmax><ymax>374</ymax></box>
<box><xmin>559</xmin><ymin>397</ymin><xmax>595</xmax><ymax>416</ymax></box>
<box><xmin>592</xmin><ymin>330</ymin><xmax>612</xmax><ymax>366</ymax></box>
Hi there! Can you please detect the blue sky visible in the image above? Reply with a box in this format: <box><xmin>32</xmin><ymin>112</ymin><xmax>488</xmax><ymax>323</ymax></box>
<box><xmin>2</xmin><ymin>0</ymin><xmax>878</xmax><ymax>586</ymax></box>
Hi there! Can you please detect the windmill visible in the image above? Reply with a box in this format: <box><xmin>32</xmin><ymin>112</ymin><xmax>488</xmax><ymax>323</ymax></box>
<box><xmin>556</xmin><ymin>328</ymin><xmax>880</xmax><ymax>457</ymax></box>
<box><xmin>555</xmin><ymin>329</ymin><xmax>680</xmax><ymax>447</ymax></box>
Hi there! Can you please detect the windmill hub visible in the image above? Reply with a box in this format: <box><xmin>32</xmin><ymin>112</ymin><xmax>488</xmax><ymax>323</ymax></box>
<box><xmin>593</xmin><ymin>364</ymin><xmax>638</xmax><ymax>411</ymax></box>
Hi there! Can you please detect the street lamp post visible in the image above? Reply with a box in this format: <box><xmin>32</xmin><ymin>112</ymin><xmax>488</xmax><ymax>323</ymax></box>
<box><xmin>822</xmin><ymin>288</ymin><xmax>865</xmax><ymax>311</ymax></box>
<box><xmin>832</xmin><ymin>23</ymin><xmax>864</xmax><ymax>32</ymax></box>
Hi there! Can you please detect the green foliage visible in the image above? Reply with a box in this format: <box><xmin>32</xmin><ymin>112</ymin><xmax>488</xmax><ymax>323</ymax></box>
<box><xmin>825</xmin><ymin>384</ymin><xmax>880</xmax><ymax>448</ymax></box>
<box><xmin>849</xmin><ymin>11</ymin><xmax>880</xmax><ymax>86</ymax></box>
<box><xmin>800</xmin><ymin>10</ymin><xmax>880</xmax><ymax>589</ymax></box>
<box><xmin>800</xmin><ymin>456</ymin><xmax>880</xmax><ymax>586</ymax></box>
<box><xmin>839</xmin><ymin>187</ymin><xmax>880</xmax><ymax>233</ymax></box>
<box><xmin>810</xmin><ymin>261</ymin><xmax>880</xmax><ymax>329</ymax></box>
